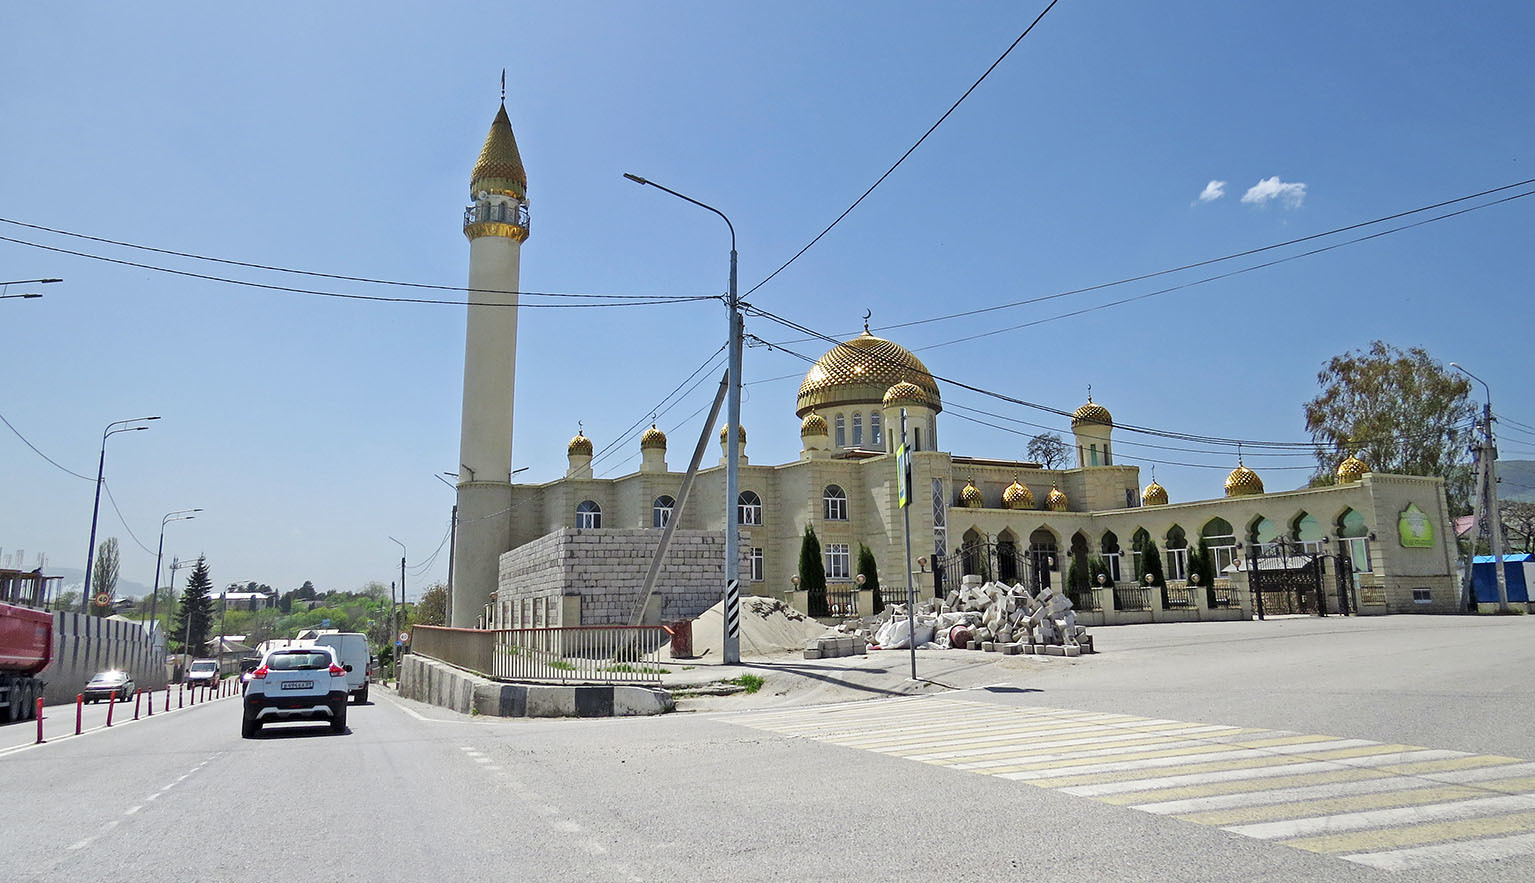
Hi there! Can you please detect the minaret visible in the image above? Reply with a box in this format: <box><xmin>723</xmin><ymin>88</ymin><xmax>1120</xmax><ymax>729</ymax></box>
<box><xmin>451</xmin><ymin>93</ymin><xmax>530</xmax><ymax>627</ymax></box>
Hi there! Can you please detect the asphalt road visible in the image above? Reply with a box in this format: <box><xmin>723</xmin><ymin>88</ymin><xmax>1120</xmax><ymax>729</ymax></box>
<box><xmin>1</xmin><ymin>615</ymin><xmax>1531</xmax><ymax>882</ymax></box>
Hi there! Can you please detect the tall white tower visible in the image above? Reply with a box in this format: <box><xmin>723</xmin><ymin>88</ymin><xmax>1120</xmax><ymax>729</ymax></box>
<box><xmin>451</xmin><ymin>101</ymin><xmax>530</xmax><ymax>627</ymax></box>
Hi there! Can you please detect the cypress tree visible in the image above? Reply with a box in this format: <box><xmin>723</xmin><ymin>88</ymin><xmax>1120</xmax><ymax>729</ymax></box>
<box><xmin>799</xmin><ymin>525</ymin><xmax>827</xmax><ymax>617</ymax></box>
<box><xmin>857</xmin><ymin>543</ymin><xmax>882</xmax><ymax>614</ymax></box>
<box><xmin>1141</xmin><ymin>538</ymin><xmax>1166</xmax><ymax>597</ymax></box>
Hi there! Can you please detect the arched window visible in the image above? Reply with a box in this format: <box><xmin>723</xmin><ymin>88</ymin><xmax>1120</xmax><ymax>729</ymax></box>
<box><xmin>1293</xmin><ymin>512</ymin><xmax>1324</xmax><ymax>553</ymax></box>
<box><xmin>1130</xmin><ymin>527</ymin><xmax>1151</xmax><ymax>580</ymax></box>
<box><xmin>1101</xmin><ymin>531</ymin><xmax>1121</xmax><ymax>582</ymax></box>
<box><xmin>1029</xmin><ymin>527</ymin><xmax>1058</xmax><ymax>590</ymax></box>
<box><xmin>998</xmin><ymin>529</ymin><xmax>1020</xmax><ymax>584</ymax></box>
<box><xmin>1337</xmin><ymin>508</ymin><xmax>1372</xmax><ymax>573</ymax></box>
<box><xmin>834</xmin><ymin>414</ymin><xmax>846</xmax><ymax>448</ymax></box>
<box><xmin>851</xmin><ymin>412</ymin><xmax>863</xmax><ymax>447</ymax></box>
<box><xmin>913</xmin><ymin>427</ymin><xmax>922</xmax><ymax>452</ymax></box>
<box><xmin>1201</xmin><ymin>517</ymin><xmax>1237</xmax><ymax>573</ymax></box>
<box><xmin>1090</xmin><ymin>444</ymin><xmax>1099</xmax><ymax>466</ymax></box>
<box><xmin>823</xmin><ymin>485</ymin><xmax>848</xmax><ymax>521</ymax></box>
<box><xmin>870</xmin><ymin>412</ymin><xmax>883</xmax><ymax>450</ymax></box>
<box><xmin>1104</xmin><ymin>444</ymin><xmax>1112</xmax><ymax>466</ymax></box>
<box><xmin>928</xmin><ymin>417</ymin><xmax>937</xmax><ymax>450</ymax></box>
<box><xmin>737</xmin><ymin>491</ymin><xmax>763</xmax><ymax>526</ymax></box>
<box><xmin>1165</xmin><ymin>525</ymin><xmax>1189</xmax><ymax>580</ymax></box>
<box><xmin>652</xmin><ymin>495</ymin><xmax>675</xmax><ymax>528</ymax></box>
<box><xmin>576</xmin><ymin>500</ymin><xmax>601</xmax><ymax>529</ymax></box>
<box><xmin>1250</xmin><ymin>516</ymin><xmax>1280</xmax><ymax>552</ymax></box>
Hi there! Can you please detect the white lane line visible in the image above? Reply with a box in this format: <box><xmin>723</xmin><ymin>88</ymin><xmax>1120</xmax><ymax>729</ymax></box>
<box><xmin>1057</xmin><ymin>750</ymin><xmax>1466</xmax><ymax>797</ymax></box>
<box><xmin>1342</xmin><ymin>830</ymin><xmax>1535</xmax><ymax>871</ymax></box>
<box><xmin>581</xmin><ymin>841</ymin><xmax>608</xmax><ymax>855</ymax></box>
<box><xmin>473</xmin><ymin>757</ymin><xmax>493</xmax><ymax>764</ymax></box>
<box><xmin>66</xmin><ymin>838</ymin><xmax>94</xmax><ymax>851</ymax></box>
<box><xmin>1426</xmin><ymin>762</ymin><xmax>1535</xmax><ymax>785</ymax></box>
<box><xmin>552</xmin><ymin>819</ymin><xmax>583</xmax><ymax>833</ymax></box>
<box><xmin>486</xmin><ymin>766</ymin><xmax>503</xmax><ymax>772</ymax></box>
<box><xmin>1227</xmin><ymin>792</ymin><xmax>1535</xmax><ymax>840</ymax></box>
<box><xmin>1135</xmin><ymin>776</ymin><xmax>1441</xmax><ymax>814</ymax></box>
<box><xmin>125</xmin><ymin>806</ymin><xmax>142</xmax><ymax>816</ymax></box>
<box><xmin>1002</xmin><ymin>739</ymin><xmax>1379</xmax><ymax>782</ymax></box>
<box><xmin>935</xmin><ymin>730</ymin><xmax>1256</xmax><ymax>768</ymax></box>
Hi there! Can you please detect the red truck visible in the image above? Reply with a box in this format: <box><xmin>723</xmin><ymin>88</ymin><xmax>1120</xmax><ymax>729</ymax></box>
<box><xmin>0</xmin><ymin>570</ymin><xmax>55</xmax><ymax>722</ymax></box>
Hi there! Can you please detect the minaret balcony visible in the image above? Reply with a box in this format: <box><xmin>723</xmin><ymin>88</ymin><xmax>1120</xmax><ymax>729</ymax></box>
<box><xmin>464</xmin><ymin>201</ymin><xmax>530</xmax><ymax>230</ymax></box>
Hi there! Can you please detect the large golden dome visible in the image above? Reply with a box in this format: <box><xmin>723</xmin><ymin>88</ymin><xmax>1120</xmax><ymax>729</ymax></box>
<box><xmin>470</xmin><ymin>104</ymin><xmax>527</xmax><ymax>199</ymax></box>
<box><xmin>1046</xmin><ymin>484</ymin><xmax>1069</xmax><ymax>512</ymax></box>
<box><xmin>1142</xmin><ymin>480</ymin><xmax>1168</xmax><ymax>506</ymax></box>
<box><xmin>640</xmin><ymin>424</ymin><xmax>667</xmax><ymax>450</ymax></box>
<box><xmin>1072</xmin><ymin>398</ymin><xmax>1112</xmax><ymax>428</ymax></box>
<box><xmin>1002</xmin><ymin>478</ymin><xmax>1035</xmax><ymax>510</ymax></box>
<box><xmin>1336</xmin><ymin>453</ymin><xmax>1369</xmax><ymax>483</ymax></box>
<box><xmin>567</xmin><ymin>431</ymin><xmax>593</xmax><ymax>456</ymax></box>
<box><xmin>800</xmin><ymin>413</ymin><xmax>828</xmax><ymax>437</ymax></box>
<box><xmin>797</xmin><ymin>331</ymin><xmax>940</xmax><ymax>418</ymax></box>
<box><xmin>1225</xmin><ymin>464</ymin><xmax>1264</xmax><ymax>496</ymax></box>
<box><xmin>960</xmin><ymin>479</ymin><xmax>982</xmax><ymax>508</ymax></box>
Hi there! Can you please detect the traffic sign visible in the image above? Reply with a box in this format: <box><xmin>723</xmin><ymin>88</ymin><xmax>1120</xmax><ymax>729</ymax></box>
<box><xmin>895</xmin><ymin>443</ymin><xmax>912</xmax><ymax>508</ymax></box>
<box><xmin>398</xmin><ymin>632</ymin><xmax>409</xmax><ymax>643</ymax></box>
<box><xmin>93</xmin><ymin>592</ymin><xmax>111</xmax><ymax>607</ymax></box>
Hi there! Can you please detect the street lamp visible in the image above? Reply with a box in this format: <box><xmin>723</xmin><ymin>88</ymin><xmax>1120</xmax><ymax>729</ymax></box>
<box><xmin>624</xmin><ymin>172</ymin><xmax>743</xmax><ymax>664</ymax></box>
<box><xmin>1450</xmin><ymin>362</ymin><xmax>1509</xmax><ymax>612</ymax></box>
<box><xmin>167</xmin><ymin>557</ymin><xmax>196</xmax><ymax>674</ymax></box>
<box><xmin>0</xmin><ymin>277</ymin><xmax>61</xmax><ymax>300</ymax></box>
<box><xmin>150</xmin><ymin>508</ymin><xmax>201</xmax><ymax>645</ymax></box>
<box><xmin>82</xmin><ymin>415</ymin><xmax>160</xmax><ymax>611</ymax></box>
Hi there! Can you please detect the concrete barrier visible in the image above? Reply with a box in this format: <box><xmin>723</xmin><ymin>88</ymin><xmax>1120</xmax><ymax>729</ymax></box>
<box><xmin>399</xmin><ymin>654</ymin><xmax>673</xmax><ymax>718</ymax></box>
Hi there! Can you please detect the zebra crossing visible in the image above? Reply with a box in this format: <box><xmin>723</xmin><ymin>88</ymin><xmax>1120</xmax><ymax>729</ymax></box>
<box><xmin>727</xmin><ymin>695</ymin><xmax>1535</xmax><ymax>871</ymax></box>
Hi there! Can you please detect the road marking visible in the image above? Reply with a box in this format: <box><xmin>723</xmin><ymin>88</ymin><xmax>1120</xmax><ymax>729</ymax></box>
<box><xmin>66</xmin><ymin>838</ymin><xmax>93</xmax><ymax>851</ymax></box>
<box><xmin>728</xmin><ymin>696</ymin><xmax>1535</xmax><ymax>871</ymax></box>
<box><xmin>125</xmin><ymin>805</ymin><xmax>142</xmax><ymax>815</ymax></box>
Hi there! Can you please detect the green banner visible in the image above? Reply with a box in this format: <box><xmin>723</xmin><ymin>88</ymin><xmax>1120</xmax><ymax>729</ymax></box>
<box><xmin>1398</xmin><ymin>503</ymin><xmax>1434</xmax><ymax>548</ymax></box>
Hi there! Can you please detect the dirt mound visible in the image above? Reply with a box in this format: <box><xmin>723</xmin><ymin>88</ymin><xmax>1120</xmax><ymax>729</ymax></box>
<box><xmin>673</xmin><ymin>596</ymin><xmax>828</xmax><ymax>659</ymax></box>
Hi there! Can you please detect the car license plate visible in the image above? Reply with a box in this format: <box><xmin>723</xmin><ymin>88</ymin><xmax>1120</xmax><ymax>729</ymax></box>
<box><xmin>281</xmin><ymin>680</ymin><xmax>313</xmax><ymax>690</ymax></box>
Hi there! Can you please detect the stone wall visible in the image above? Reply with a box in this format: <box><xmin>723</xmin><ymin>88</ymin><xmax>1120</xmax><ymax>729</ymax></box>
<box><xmin>40</xmin><ymin>612</ymin><xmax>168</xmax><ymax>704</ymax></box>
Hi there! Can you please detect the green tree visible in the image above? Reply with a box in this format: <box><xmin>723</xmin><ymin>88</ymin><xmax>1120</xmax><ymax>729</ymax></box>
<box><xmin>172</xmin><ymin>555</ymin><xmax>216</xmax><ymax>655</ymax></box>
<box><xmin>1067</xmin><ymin>544</ymin><xmax>1090</xmax><ymax>594</ymax></box>
<box><xmin>1140</xmin><ymin>539</ymin><xmax>1165</xmax><ymax>588</ymax></box>
<box><xmin>416</xmin><ymin>583</ymin><xmax>448</xmax><ymax>626</ymax></box>
<box><xmin>1189</xmin><ymin>538</ymin><xmax>1218</xmax><ymax>607</ymax></box>
<box><xmin>90</xmin><ymin>537</ymin><xmax>121</xmax><ymax>617</ymax></box>
<box><xmin>799</xmin><ymin>525</ymin><xmax>827</xmax><ymax>617</ymax></box>
<box><xmin>856</xmin><ymin>545</ymin><xmax>882</xmax><ymax>615</ymax></box>
<box><xmin>1026</xmin><ymin>432</ymin><xmax>1069</xmax><ymax>470</ymax></box>
<box><xmin>1304</xmin><ymin>341</ymin><xmax>1475</xmax><ymax>511</ymax></box>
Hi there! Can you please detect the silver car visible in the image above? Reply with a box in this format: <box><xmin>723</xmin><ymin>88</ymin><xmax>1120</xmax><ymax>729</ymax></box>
<box><xmin>83</xmin><ymin>670</ymin><xmax>136</xmax><ymax>703</ymax></box>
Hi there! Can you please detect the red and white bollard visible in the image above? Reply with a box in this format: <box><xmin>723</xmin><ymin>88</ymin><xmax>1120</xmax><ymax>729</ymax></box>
<box><xmin>178</xmin><ymin>683</ymin><xmax>184</xmax><ymax>709</ymax></box>
<box><xmin>106</xmin><ymin>690</ymin><xmax>116</xmax><ymax>727</ymax></box>
<box><xmin>134</xmin><ymin>689</ymin><xmax>142</xmax><ymax>720</ymax></box>
<box><xmin>75</xmin><ymin>694</ymin><xmax>83</xmax><ymax>735</ymax></box>
<box><xmin>35</xmin><ymin>697</ymin><xmax>45</xmax><ymax>744</ymax></box>
<box><xmin>164</xmin><ymin>683</ymin><xmax>170</xmax><ymax>713</ymax></box>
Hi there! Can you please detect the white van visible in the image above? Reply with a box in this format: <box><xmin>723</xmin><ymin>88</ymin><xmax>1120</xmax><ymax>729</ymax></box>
<box><xmin>311</xmin><ymin>632</ymin><xmax>370</xmax><ymax>703</ymax></box>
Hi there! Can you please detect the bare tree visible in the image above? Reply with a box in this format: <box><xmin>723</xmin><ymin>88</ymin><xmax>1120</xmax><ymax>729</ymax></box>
<box><xmin>1027</xmin><ymin>432</ymin><xmax>1069</xmax><ymax>470</ymax></box>
<box><xmin>90</xmin><ymin>537</ymin><xmax>120</xmax><ymax>617</ymax></box>
<box><xmin>1502</xmin><ymin>501</ymin><xmax>1535</xmax><ymax>553</ymax></box>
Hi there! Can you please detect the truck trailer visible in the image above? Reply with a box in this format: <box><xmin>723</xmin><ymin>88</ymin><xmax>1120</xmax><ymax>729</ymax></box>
<box><xmin>0</xmin><ymin>569</ymin><xmax>55</xmax><ymax>722</ymax></box>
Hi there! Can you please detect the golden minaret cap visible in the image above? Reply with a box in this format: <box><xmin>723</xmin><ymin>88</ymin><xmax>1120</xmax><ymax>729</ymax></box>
<box><xmin>471</xmin><ymin>103</ymin><xmax>527</xmax><ymax>200</ymax></box>
<box><xmin>719</xmin><ymin>424</ymin><xmax>746</xmax><ymax>444</ymax></box>
<box><xmin>960</xmin><ymin>479</ymin><xmax>983</xmax><ymax>508</ymax></box>
<box><xmin>1046</xmin><ymin>483</ymin><xmax>1069</xmax><ymax>511</ymax></box>
<box><xmin>1003</xmin><ymin>478</ymin><xmax>1036</xmax><ymax>510</ymax></box>
<box><xmin>1225</xmin><ymin>464</ymin><xmax>1265</xmax><ymax>496</ymax></box>
<box><xmin>800</xmin><ymin>413</ymin><xmax>828</xmax><ymax>437</ymax></box>
<box><xmin>1142</xmin><ymin>479</ymin><xmax>1169</xmax><ymax>506</ymax></box>
<box><xmin>567</xmin><ymin>430</ymin><xmax>593</xmax><ymax>457</ymax></box>
<box><xmin>1336</xmin><ymin>453</ymin><xmax>1369</xmax><ymax>483</ymax></box>
<box><xmin>640</xmin><ymin>424</ymin><xmax>667</xmax><ymax>450</ymax></box>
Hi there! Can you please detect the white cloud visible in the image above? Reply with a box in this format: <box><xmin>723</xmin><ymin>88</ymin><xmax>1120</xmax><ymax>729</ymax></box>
<box><xmin>1197</xmin><ymin>180</ymin><xmax>1226</xmax><ymax>203</ymax></box>
<box><xmin>1241</xmin><ymin>176</ymin><xmax>1307</xmax><ymax>209</ymax></box>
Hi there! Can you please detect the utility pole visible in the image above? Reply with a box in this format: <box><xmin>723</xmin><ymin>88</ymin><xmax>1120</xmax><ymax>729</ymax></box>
<box><xmin>445</xmin><ymin>504</ymin><xmax>457</xmax><ymax>627</ymax></box>
<box><xmin>1454</xmin><ymin>363</ymin><xmax>1509</xmax><ymax>613</ymax></box>
<box><xmin>898</xmin><ymin>409</ymin><xmax>918</xmax><ymax>681</ymax></box>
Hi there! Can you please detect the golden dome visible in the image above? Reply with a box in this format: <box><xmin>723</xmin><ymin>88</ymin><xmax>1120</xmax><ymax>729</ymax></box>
<box><xmin>800</xmin><ymin>413</ymin><xmax>828</xmax><ymax>437</ymax></box>
<box><xmin>1072</xmin><ymin>398</ymin><xmax>1113</xmax><ymax>428</ymax></box>
<box><xmin>1142</xmin><ymin>480</ymin><xmax>1168</xmax><ymax>506</ymax></box>
<box><xmin>719</xmin><ymin>424</ymin><xmax>746</xmax><ymax>445</ymax></box>
<box><xmin>960</xmin><ymin>479</ymin><xmax>983</xmax><ymax>508</ymax></box>
<box><xmin>1002</xmin><ymin>478</ymin><xmax>1035</xmax><ymax>510</ymax></box>
<box><xmin>470</xmin><ymin>104</ymin><xmax>527</xmax><ymax>199</ymax></box>
<box><xmin>640</xmin><ymin>424</ymin><xmax>667</xmax><ymax>450</ymax></box>
<box><xmin>1336</xmin><ymin>453</ymin><xmax>1369</xmax><ymax>483</ymax></box>
<box><xmin>796</xmin><ymin>330</ymin><xmax>940</xmax><ymax>418</ymax></box>
<box><xmin>882</xmin><ymin>380</ymin><xmax>930</xmax><ymax>409</ymax></box>
<box><xmin>1225</xmin><ymin>464</ymin><xmax>1265</xmax><ymax>496</ymax></box>
<box><xmin>567</xmin><ymin>431</ymin><xmax>593</xmax><ymax>457</ymax></box>
<box><xmin>1046</xmin><ymin>484</ymin><xmax>1069</xmax><ymax>512</ymax></box>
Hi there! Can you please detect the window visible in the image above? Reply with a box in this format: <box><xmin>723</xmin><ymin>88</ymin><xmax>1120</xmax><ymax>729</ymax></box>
<box><xmin>652</xmin><ymin>495</ymin><xmax>675</xmax><ymax>528</ymax></box>
<box><xmin>737</xmin><ymin>491</ymin><xmax>763</xmax><ymax>525</ymax></box>
<box><xmin>928</xmin><ymin>416</ymin><xmax>936</xmax><ymax>450</ymax></box>
<box><xmin>576</xmin><ymin>500</ymin><xmax>601</xmax><ymax>529</ymax></box>
<box><xmin>1126</xmin><ymin>488</ymin><xmax>1137</xmax><ymax>508</ymax></box>
<box><xmin>1101</xmin><ymin>531</ymin><xmax>1121</xmax><ymax>582</ymax></box>
<box><xmin>1104</xmin><ymin>444</ymin><xmax>1112</xmax><ymax>466</ymax></box>
<box><xmin>823</xmin><ymin>485</ymin><xmax>848</xmax><ymax>521</ymax></box>
<box><xmin>1338</xmin><ymin>509</ymin><xmax>1372</xmax><ymax>572</ymax></box>
<box><xmin>852</xmin><ymin>412</ymin><xmax>863</xmax><ymax>447</ymax></box>
<box><xmin>913</xmin><ymin>427</ymin><xmax>922</xmax><ymax>451</ymax></box>
<box><xmin>825</xmin><ymin>543</ymin><xmax>851</xmax><ymax>580</ymax></box>
<box><xmin>751</xmin><ymin>548</ymin><xmax>764</xmax><ymax>582</ymax></box>
<box><xmin>870</xmin><ymin>412</ymin><xmax>883</xmax><ymax>450</ymax></box>
<box><xmin>1166</xmin><ymin>525</ymin><xmax>1188</xmax><ymax>580</ymax></box>
<box><xmin>1090</xmin><ymin>444</ymin><xmax>1099</xmax><ymax>466</ymax></box>
<box><xmin>1294</xmin><ymin>512</ymin><xmax>1325</xmax><ymax>554</ymax></box>
<box><xmin>1201</xmin><ymin>518</ymin><xmax>1237</xmax><ymax>574</ymax></box>
<box><xmin>834</xmin><ymin>414</ymin><xmax>846</xmax><ymax>448</ymax></box>
<box><xmin>1412</xmin><ymin>588</ymin><xmax>1432</xmax><ymax>604</ymax></box>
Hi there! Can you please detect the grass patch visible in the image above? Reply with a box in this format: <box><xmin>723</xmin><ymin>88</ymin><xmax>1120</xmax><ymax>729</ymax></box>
<box><xmin>603</xmin><ymin>663</ymin><xmax>670</xmax><ymax>675</ymax></box>
<box><xmin>728</xmin><ymin>674</ymin><xmax>765</xmax><ymax>694</ymax></box>
<box><xmin>547</xmin><ymin>660</ymin><xmax>577</xmax><ymax>671</ymax></box>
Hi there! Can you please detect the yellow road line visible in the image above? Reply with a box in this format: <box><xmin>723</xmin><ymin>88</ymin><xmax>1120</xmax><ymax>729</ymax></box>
<box><xmin>1095</xmin><ymin>769</ymin><xmax>1387</xmax><ymax>805</ymax></box>
<box><xmin>1376</xmin><ymin>755</ymin><xmax>1524</xmax><ymax>775</ymax></box>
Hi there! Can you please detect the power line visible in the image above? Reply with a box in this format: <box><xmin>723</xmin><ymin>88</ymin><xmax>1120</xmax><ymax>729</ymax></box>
<box><xmin>0</xmin><ymin>408</ymin><xmax>94</xmax><ymax>481</ymax></box>
<box><xmin>102</xmin><ymin>481</ymin><xmax>155</xmax><ymax>556</ymax></box>
<box><xmin>586</xmin><ymin>345</ymin><xmax>728</xmax><ymax>473</ymax></box>
<box><xmin>0</xmin><ymin>232</ymin><xmax>718</xmax><ymax>308</ymax></box>
<box><xmin>744</xmin><ymin>0</ymin><xmax>1061</xmax><ymax>298</ymax></box>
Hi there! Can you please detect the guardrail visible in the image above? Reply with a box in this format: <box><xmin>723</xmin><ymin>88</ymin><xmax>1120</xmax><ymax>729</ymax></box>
<box><xmin>412</xmin><ymin>625</ymin><xmax>672</xmax><ymax>686</ymax></box>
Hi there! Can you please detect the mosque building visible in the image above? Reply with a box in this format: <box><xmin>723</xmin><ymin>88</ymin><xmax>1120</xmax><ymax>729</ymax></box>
<box><xmin>449</xmin><ymin>101</ymin><xmax>1463</xmax><ymax>628</ymax></box>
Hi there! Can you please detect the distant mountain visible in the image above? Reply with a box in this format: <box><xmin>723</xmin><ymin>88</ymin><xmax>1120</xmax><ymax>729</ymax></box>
<box><xmin>29</xmin><ymin>566</ymin><xmax>152</xmax><ymax>600</ymax></box>
<box><xmin>1501</xmin><ymin>460</ymin><xmax>1535</xmax><ymax>503</ymax></box>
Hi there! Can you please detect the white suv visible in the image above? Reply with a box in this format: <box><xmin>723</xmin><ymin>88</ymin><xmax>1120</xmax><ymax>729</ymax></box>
<box><xmin>241</xmin><ymin>646</ymin><xmax>350</xmax><ymax>738</ymax></box>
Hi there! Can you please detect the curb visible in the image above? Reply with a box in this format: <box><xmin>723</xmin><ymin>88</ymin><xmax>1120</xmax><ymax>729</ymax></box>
<box><xmin>399</xmin><ymin>655</ymin><xmax>674</xmax><ymax>718</ymax></box>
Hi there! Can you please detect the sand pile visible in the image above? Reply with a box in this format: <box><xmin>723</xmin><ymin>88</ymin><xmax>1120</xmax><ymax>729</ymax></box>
<box><xmin>672</xmin><ymin>596</ymin><xmax>828</xmax><ymax>659</ymax></box>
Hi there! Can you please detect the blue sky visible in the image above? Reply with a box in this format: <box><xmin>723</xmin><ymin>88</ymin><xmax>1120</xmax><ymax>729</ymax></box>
<box><xmin>3</xmin><ymin>2</ymin><xmax>1532</xmax><ymax>597</ymax></box>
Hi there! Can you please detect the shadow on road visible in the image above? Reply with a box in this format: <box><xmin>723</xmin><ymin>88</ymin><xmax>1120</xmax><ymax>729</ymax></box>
<box><xmin>251</xmin><ymin>724</ymin><xmax>351</xmax><ymax>739</ymax></box>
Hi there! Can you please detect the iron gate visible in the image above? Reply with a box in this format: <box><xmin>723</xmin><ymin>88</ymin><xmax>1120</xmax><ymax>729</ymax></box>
<box><xmin>1247</xmin><ymin>539</ymin><xmax>1326</xmax><ymax>619</ymax></box>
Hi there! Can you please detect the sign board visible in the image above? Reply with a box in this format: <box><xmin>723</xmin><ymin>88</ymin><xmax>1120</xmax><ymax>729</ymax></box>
<box><xmin>398</xmin><ymin>632</ymin><xmax>409</xmax><ymax>643</ymax></box>
<box><xmin>93</xmin><ymin>592</ymin><xmax>111</xmax><ymax>607</ymax></box>
<box><xmin>1398</xmin><ymin>503</ymin><xmax>1435</xmax><ymax>548</ymax></box>
<box><xmin>895</xmin><ymin>443</ymin><xmax>911</xmax><ymax>508</ymax></box>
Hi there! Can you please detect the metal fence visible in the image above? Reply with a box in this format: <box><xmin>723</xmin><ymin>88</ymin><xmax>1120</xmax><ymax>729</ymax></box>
<box><xmin>412</xmin><ymin>624</ymin><xmax>672</xmax><ymax>685</ymax></box>
<box><xmin>825</xmin><ymin>589</ymin><xmax>859</xmax><ymax>617</ymax></box>
<box><xmin>1113</xmin><ymin>586</ymin><xmax>1152</xmax><ymax>611</ymax></box>
<box><xmin>1162</xmin><ymin>584</ymin><xmax>1198</xmax><ymax>609</ymax></box>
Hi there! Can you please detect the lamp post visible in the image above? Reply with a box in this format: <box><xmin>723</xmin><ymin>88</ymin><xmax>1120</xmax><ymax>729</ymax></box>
<box><xmin>388</xmin><ymin>537</ymin><xmax>406</xmax><ymax>679</ymax></box>
<box><xmin>82</xmin><ymin>416</ymin><xmax>160</xmax><ymax>611</ymax></box>
<box><xmin>624</xmin><ymin>172</ymin><xmax>743</xmax><ymax>665</ymax></box>
<box><xmin>167</xmin><ymin>557</ymin><xmax>195</xmax><ymax>676</ymax></box>
<box><xmin>1451</xmin><ymin>362</ymin><xmax>1509</xmax><ymax>613</ymax></box>
<box><xmin>150</xmin><ymin>508</ymin><xmax>200</xmax><ymax>649</ymax></box>
<box><xmin>0</xmin><ymin>277</ymin><xmax>61</xmax><ymax>300</ymax></box>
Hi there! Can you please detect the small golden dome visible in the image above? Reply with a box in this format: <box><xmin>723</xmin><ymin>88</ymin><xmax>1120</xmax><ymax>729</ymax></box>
<box><xmin>1046</xmin><ymin>484</ymin><xmax>1069</xmax><ymax>512</ymax></box>
<box><xmin>800</xmin><ymin>413</ymin><xmax>828</xmax><ymax>437</ymax></box>
<box><xmin>719</xmin><ymin>424</ymin><xmax>746</xmax><ymax>445</ymax></box>
<box><xmin>640</xmin><ymin>424</ymin><xmax>667</xmax><ymax>450</ymax></box>
<box><xmin>470</xmin><ymin>104</ymin><xmax>527</xmax><ymax>199</ymax></box>
<box><xmin>882</xmin><ymin>380</ymin><xmax>929</xmax><ymax>409</ymax></box>
<box><xmin>1336</xmin><ymin>453</ymin><xmax>1369</xmax><ymax>483</ymax></box>
<box><xmin>1142</xmin><ymin>480</ymin><xmax>1168</xmax><ymax>506</ymax></box>
<box><xmin>1071</xmin><ymin>397</ymin><xmax>1113</xmax><ymax>428</ymax></box>
<box><xmin>1002</xmin><ymin>478</ymin><xmax>1035</xmax><ymax>510</ymax></box>
<box><xmin>1225</xmin><ymin>464</ymin><xmax>1265</xmax><ymax>496</ymax></box>
<box><xmin>567</xmin><ymin>431</ymin><xmax>593</xmax><ymax>457</ymax></box>
<box><xmin>796</xmin><ymin>330</ymin><xmax>940</xmax><ymax>417</ymax></box>
<box><xmin>960</xmin><ymin>479</ymin><xmax>983</xmax><ymax>508</ymax></box>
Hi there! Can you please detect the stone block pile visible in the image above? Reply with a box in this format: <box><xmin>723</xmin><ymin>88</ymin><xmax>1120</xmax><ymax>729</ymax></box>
<box><xmin>844</xmin><ymin>576</ymin><xmax>1093</xmax><ymax>656</ymax></box>
<box><xmin>803</xmin><ymin>633</ymin><xmax>867</xmax><ymax>659</ymax></box>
